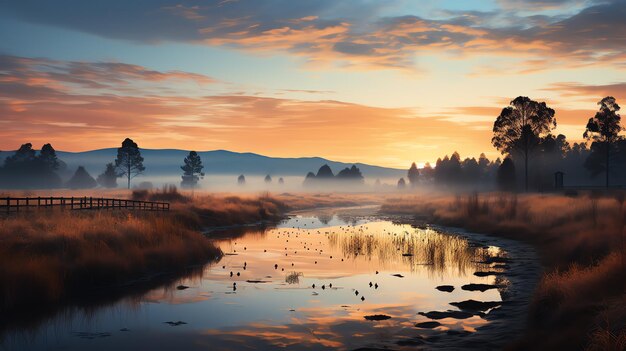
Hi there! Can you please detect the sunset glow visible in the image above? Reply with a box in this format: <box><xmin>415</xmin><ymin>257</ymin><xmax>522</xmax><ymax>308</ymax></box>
<box><xmin>1</xmin><ymin>0</ymin><xmax>625</xmax><ymax>166</ymax></box>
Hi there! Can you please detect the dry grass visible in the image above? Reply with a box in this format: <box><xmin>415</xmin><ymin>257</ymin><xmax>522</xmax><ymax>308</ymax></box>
<box><xmin>0</xmin><ymin>188</ymin><xmax>292</xmax><ymax>319</ymax></box>
<box><xmin>171</xmin><ymin>192</ymin><xmax>287</xmax><ymax>228</ymax></box>
<box><xmin>273</xmin><ymin>192</ymin><xmax>383</xmax><ymax>210</ymax></box>
<box><xmin>0</xmin><ymin>210</ymin><xmax>221</xmax><ymax>312</ymax></box>
<box><xmin>381</xmin><ymin>191</ymin><xmax>626</xmax><ymax>351</ymax></box>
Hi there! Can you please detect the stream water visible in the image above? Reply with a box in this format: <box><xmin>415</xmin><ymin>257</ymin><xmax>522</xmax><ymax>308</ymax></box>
<box><xmin>1</xmin><ymin>206</ymin><xmax>540</xmax><ymax>350</ymax></box>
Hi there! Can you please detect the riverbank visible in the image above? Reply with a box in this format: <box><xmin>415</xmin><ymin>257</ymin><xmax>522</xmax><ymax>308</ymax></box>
<box><xmin>381</xmin><ymin>192</ymin><xmax>626</xmax><ymax>350</ymax></box>
<box><xmin>0</xmin><ymin>189</ymin><xmax>287</xmax><ymax>321</ymax></box>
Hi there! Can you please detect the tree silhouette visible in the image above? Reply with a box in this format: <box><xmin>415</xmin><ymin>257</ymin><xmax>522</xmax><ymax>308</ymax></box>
<box><xmin>421</xmin><ymin>162</ymin><xmax>434</xmax><ymax>182</ymax></box>
<box><xmin>336</xmin><ymin>165</ymin><xmax>364</xmax><ymax>182</ymax></box>
<box><xmin>492</xmin><ymin>96</ymin><xmax>556</xmax><ymax>191</ymax></box>
<box><xmin>1</xmin><ymin>143</ymin><xmax>62</xmax><ymax>188</ymax></box>
<box><xmin>66</xmin><ymin>166</ymin><xmax>97</xmax><ymax>189</ymax></box>
<box><xmin>3</xmin><ymin>143</ymin><xmax>36</xmax><ymax>167</ymax></box>
<box><xmin>497</xmin><ymin>158</ymin><xmax>516</xmax><ymax>192</ymax></box>
<box><xmin>238</xmin><ymin>174</ymin><xmax>246</xmax><ymax>185</ymax></box>
<box><xmin>114</xmin><ymin>138</ymin><xmax>145</xmax><ymax>189</ymax></box>
<box><xmin>316</xmin><ymin>164</ymin><xmax>334</xmax><ymax>178</ymax></box>
<box><xmin>435</xmin><ymin>152</ymin><xmax>462</xmax><ymax>185</ymax></box>
<box><xmin>407</xmin><ymin>162</ymin><xmax>419</xmax><ymax>187</ymax></box>
<box><xmin>39</xmin><ymin>143</ymin><xmax>60</xmax><ymax>171</ymax></box>
<box><xmin>303</xmin><ymin>172</ymin><xmax>316</xmax><ymax>186</ymax></box>
<box><xmin>397</xmin><ymin>178</ymin><xmax>406</xmax><ymax>189</ymax></box>
<box><xmin>462</xmin><ymin>157</ymin><xmax>480</xmax><ymax>184</ymax></box>
<box><xmin>278</xmin><ymin>177</ymin><xmax>285</xmax><ymax>185</ymax></box>
<box><xmin>97</xmin><ymin>163</ymin><xmax>118</xmax><ymax>188</ymax></box>
<box><xmin>265</xmin><ymin>174</ymin><xmax>272</xmax><ymax>183</ymax></box>
<box><xmin>583</xmin><ymin>97</ymin><xmax>622</xmax><ymax>188</ymax></box>
<box><xmin>180</xmin><ymin>151</ymin><xmax>204</xmax><ymax>190</ymax></box>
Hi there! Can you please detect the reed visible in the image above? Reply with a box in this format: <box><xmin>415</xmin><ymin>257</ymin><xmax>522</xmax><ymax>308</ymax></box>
<box><xmin>381</xmin><ymin>192</ymin><xmax>626</xmax><ymax>350</ymax></box>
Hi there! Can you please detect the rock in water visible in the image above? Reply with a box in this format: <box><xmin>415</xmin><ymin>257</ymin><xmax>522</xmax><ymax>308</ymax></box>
<box><xmin>435</xmin><ymin>285</ymin><xmax>455</xmax><ymax>292</ymax></box>
<box><xmin>415</xmin><ymin>321</ymin><xmax>441</xmax><ymax>329</ymax></box>
<box><xmin>418</xmin><ymin>311</ymin><xmax>474</xmax><ymax>320</ymax></box>
<box><xmin>364</xmin><ymin>314</ymin><xmax>391</xmax><ymax>321</ymax></box>
<box><xmin>449</xmin><ymin>300</ymin><xmax>502</xmax><ymax>312</ymax></box>
<box><xmin>461</xmin><ymin>283</ymin><xmax>499</xmax><ymax>292</ymax></box>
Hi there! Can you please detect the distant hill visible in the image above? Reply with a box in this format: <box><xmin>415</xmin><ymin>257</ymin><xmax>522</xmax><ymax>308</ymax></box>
<box><xmin>0</xmin><ymin>148</ymin><xmax>405</xmax><ymax>180</ymax></box>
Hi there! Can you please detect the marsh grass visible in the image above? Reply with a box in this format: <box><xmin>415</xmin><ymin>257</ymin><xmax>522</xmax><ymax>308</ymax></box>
<box><xmin>131</xmin><ymin>184</ymin><xmax>189</xmax><ymax>203</ymax></box>
<box><xmin>0</xmin><ymin>189</ymin><xmax>290</xmax><ymax>320</ymax></box>
<box><xmin>381</xmin><ymin>192</ymin><xmax>626</xmax><ymax>350</ymax></box>
<box><xmin>0</xmin><ymin>210</ymin><xmax>221</xmax><ymax>312</ymax></box>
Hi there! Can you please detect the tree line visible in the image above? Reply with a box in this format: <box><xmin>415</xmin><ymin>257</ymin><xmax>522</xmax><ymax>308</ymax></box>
<box><xmin>400</xmin><ymin>96</ymin><xmax>622</xmax><ymax>191</ymax></box>
<box><xmin>303</xmin><ymin>164</ymin><xmax>364</xmax><ymax>186</ymax></box>
<box><xmin>0</xmin><ymin>138</ymin><xmax>208</xmax><ymax>190</ymax></box>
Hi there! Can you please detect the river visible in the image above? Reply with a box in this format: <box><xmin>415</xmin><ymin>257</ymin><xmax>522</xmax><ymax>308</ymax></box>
<box><xmin>1</xmin><ymin>206</ymin><xmax>540</xmax><ymax>350</ymax></box>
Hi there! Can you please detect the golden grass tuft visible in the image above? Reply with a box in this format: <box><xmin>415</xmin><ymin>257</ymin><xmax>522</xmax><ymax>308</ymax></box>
<box><xmin>0</xmin><ymin>191</ymin><xmax>292</xmax><ymax>316</ymax></box>
<box><xmin>0</xmin><ymin>210</ymin><xmax>222</xmax><ymax>311</ymax></box>
<box><xmin>381</xmin><ymin>191</ymin><xmax>626</xmax><ymax>350</ymax></box>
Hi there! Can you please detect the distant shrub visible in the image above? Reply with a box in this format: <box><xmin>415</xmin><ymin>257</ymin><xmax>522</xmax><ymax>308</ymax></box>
<box><xmin>132</xmin><ymin>184</ymin><xmax>189</xmax><ymax>203</ymax></box>
<box><xmin>135</xmin><ymin>181</ymin><xmax>154</xmax><ymax>190</ymax></box>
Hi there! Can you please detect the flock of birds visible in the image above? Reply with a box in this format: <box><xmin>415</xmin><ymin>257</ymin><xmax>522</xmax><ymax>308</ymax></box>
<box><xmin>218</xmin><ymin>218</ymin><xmax>397</xmax><ymax>302</ymax></box>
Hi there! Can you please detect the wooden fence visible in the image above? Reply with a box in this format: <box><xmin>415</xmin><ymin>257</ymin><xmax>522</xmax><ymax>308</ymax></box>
<box><xmin>0</xmin><ymin>197</ymin><xmax>170</xmax><ymax>214</ymax></box>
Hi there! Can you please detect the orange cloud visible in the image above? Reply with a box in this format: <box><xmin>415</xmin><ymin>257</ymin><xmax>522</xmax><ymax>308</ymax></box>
<box><xmin>545</xmin><ymin>82</ymin><xmax>626</xmax><ymax>102</ymax></box>
<box><xmin>1</xmin><ymin>54</ymin><xmax>606</xmax><ymax>167</ymax></box>
<box><xmin>0</xmin><ymin>54</ymin><xmax>496</xmax><ymax>167</ymax></box>
<box><xmin>4</xmin><ymin>1</ymin><xmax>626</xmax><ymax>72</ymax></box>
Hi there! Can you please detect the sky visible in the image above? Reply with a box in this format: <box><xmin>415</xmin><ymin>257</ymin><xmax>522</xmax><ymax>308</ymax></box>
<box><xmin>0</xmin><ymin>0</ymin><xmax>625</xmax><ymax>168</ymax></box>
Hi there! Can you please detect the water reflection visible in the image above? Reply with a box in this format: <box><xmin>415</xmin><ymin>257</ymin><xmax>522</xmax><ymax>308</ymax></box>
<box><xmin>326</xmin><ymin>222</ymin><xmax>493</xmax><ymax>278</ymax></box>
<box><xmin>2</xmin><ymin>210</ymin><xmax>512</xmax><ymax>351</ymax></box>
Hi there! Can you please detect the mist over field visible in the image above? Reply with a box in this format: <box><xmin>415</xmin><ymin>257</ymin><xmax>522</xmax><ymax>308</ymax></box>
<box><xmin>2</xmin><ymin>0</ymin><xmax>626</xmax><ymax>350</ymax></box>
<box><xmin>0</xmin><ymin>148</ymin><xmax>404</xmax><ymax>191</ymax></box>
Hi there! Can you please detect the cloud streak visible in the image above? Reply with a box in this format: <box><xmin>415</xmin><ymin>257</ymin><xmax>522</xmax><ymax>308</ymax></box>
<box><xmin>0</xmin><ymin>54</ymin><xmax>498</xmax><ymax>166</ymax></box>
<box><xmin>2</xmin><ymin>0</ymin><xmax>625</xmax><ymax>71</ymax></box>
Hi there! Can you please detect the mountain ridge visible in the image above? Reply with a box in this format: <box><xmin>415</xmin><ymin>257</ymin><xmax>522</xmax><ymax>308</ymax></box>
<box><xmin>0</xmin><ymin>148</ymin><xmax>406</xmax><ymax>180</ymax></box>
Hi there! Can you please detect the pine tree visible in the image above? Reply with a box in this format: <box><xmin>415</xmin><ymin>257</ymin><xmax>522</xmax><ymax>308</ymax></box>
<box><xmin>407</xmin><ymin>162</ymin><xmax>419</xmax><ymax>187</ymax></box>
<box><xmin>97</xmin><ymin>163</ymin><xmax>118</xmax><ymax>188</ymax></box>
<box><xmin>67</xmin><ymin>166</ymin><xmax>97</xmax><ymax>189</ymax></box>
<box><xmin>181</xmin><ymin>151</ymin><xmax>204</xmax><ymax>189</ymax></box>
<box><xmin>114</xmin><ymin>138</ymin><xmax>145</xmax><ymax>189</ymax></box>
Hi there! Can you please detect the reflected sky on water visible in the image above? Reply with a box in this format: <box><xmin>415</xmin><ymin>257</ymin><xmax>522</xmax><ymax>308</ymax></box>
<box><xmin>2</xmin><ymin>210</ymin><xmax>509</xmax><ymax>350</ymax></box>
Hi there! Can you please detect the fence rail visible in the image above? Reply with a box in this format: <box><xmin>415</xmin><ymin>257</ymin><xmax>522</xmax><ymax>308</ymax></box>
<box><xmin>0</xmin><ymin>196</ymin><xmax>170</xmax><ymax>214</ymax></box>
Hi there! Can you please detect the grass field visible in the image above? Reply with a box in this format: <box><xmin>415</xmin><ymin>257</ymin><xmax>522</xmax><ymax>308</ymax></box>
<box><xmin>381</xmin><ymin>191</ymin><xmax>626</xmax><ymax>350</ymax></box>
<box><xmin>0</xmin><ymin>187</ymin><xmax>289</xmax><ymax>315</ymax></box>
